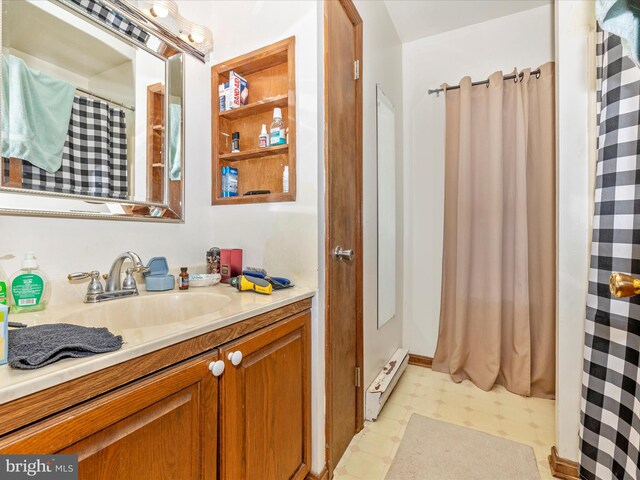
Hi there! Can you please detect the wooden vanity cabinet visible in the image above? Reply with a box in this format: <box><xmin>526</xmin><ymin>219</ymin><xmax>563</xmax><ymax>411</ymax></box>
<box><xmin>0</xmin><ymin>352</ymin><xmax>219</xmax><ymax>480</ymax></box>
<box><xmin>219</xmin><ymin>310</ymin><xmax>311</xmax><ymax>480</ymax></box>
<box><xmin>0</xmin><ymin>299</ymin><xmax>312</xmax><ymax>480</ymax></box>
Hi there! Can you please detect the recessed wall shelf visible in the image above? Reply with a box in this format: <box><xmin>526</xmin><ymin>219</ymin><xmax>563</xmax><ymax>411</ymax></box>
<box><xmin>211</xmin><ymin>37</ymin><xmax>296</xmax><ymax>205</ymax></box>
<box><xmin>218</xmin><ymin>94</ymin><xmax>289</xmax><ymax>121</ymax></box>
<box><xmin>220</xmin><ymin>145</ymin><xmax>288</xmax><ymax>162</ymax></box>
<box><xmin>147</xmin><ymin>83</ymin><xmax>165</xmax><ymax>204</ymax></box>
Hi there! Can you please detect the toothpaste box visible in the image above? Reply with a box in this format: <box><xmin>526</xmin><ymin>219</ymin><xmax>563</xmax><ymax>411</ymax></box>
<box><xmin>0</xmin><ymin>304</ymin><xmax>7</xmax><ymax>365</ymax></box>
<box><xmin>228</xmin><ymin>71</ymin><xmax>248</xmax><ymax>109</ymax></box>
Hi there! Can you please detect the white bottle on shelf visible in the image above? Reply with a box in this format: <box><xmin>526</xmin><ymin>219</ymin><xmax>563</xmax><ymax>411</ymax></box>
<box><xmin>259</xmin><ymin>124</ymin><xmax>268</xmax><ymax>148</ymax></box>
<box><xmin>283</xmin><ymin>165</ymin><xmax>289</xmax><ymax>193</ymax></box>
<box><xmin>270</xmin><ymin>108</ymin><xmax>286</xmax><ymax>146</ymax></box>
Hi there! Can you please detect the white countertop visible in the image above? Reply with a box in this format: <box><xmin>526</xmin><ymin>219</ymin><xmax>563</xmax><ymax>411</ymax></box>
<box><xmin>0</xmin><ymin>285</ymin><xmax>315</xmax><ymax>406</ymax></box>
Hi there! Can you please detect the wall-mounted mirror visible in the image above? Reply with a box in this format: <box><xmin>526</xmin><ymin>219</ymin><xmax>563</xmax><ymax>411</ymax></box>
<box><xmin>0</xmin><ymin>0</ymin><xmax>184</xmax><ymax>221</ymax></box>
<box><xmin>377</xmin><ymin>85</ymin><xmax>396</xmax><ymax>328</ymax></box>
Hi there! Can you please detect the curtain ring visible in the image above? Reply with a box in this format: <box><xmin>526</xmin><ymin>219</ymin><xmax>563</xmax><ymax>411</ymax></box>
<box><xmin>536</xmin><ymin>70</ymin><xmax>541</xmax><ymax>79</ymax></box>
<box><xmin>514</xmin><ymin>74</ymin><xmax>519</xmax><ymax>83</ymax></box>
<box><xmin>485</xmin><ymin>81</ymin><xmax>490</xmax><ymax>88</ymax></box>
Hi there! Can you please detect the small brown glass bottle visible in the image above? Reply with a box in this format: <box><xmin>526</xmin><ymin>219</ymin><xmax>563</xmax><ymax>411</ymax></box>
<box><xmin>179</xmin><ymin>267</ymin><xmax>189</xmax><ymax>290</ymax></box>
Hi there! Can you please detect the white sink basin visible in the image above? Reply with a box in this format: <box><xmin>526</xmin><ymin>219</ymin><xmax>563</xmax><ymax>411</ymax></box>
<box><xmin>55</xmin><ymin>291</ymin><xmax>232</xmax><ymax>331</ymax></box>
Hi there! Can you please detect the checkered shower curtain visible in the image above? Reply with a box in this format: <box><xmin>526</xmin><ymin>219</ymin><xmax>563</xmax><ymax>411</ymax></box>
<box><xmin>69</xmin><ymin>0</ymin><xmax>150</xmax><ymax>45</ymax></box>
<box><xmin>579</xmin><ymin>30</ymin><xmax>640</xmax><ymax>480</ymax></box>
<box><xmin>11</xmin><ymin>96</ymin><xmax>129</xmax><ymax>199</ymax></box>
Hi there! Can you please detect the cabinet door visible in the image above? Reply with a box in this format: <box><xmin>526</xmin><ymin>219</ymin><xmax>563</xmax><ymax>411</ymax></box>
<box><xmin>0</xmin><ymin>352</ymin><xmax>220</xmax><ymax>480</ymax></box>
<box><xmin>219</xmin><ymin>311</ymin><xmax>311</xmax><ymax>480</ymax></box>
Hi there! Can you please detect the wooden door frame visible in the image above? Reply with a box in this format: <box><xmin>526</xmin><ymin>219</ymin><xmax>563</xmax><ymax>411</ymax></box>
<box><xmin>323</xmin><ymin>0</ymin><xmax>364</xmax><ymax>476</ymax></box>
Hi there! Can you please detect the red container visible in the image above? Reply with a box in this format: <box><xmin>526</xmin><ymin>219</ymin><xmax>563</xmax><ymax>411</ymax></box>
<box><xmin>220</xmin><ymin>249</ymin><xmax>243</xmax><ymax>283</ymax></box>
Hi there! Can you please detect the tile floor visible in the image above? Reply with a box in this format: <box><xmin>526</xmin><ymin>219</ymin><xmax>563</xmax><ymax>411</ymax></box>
<box><xmin>334</xmin><ymin>365</ymin><xmax>556</xmax><ymax>480</ymax></box>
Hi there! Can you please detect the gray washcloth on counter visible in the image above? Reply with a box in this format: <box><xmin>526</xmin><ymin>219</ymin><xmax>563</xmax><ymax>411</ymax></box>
<box><xmin>8</xmin><ymin>323</ymin><xmax>123</xmax><ymax>370</ymax></box>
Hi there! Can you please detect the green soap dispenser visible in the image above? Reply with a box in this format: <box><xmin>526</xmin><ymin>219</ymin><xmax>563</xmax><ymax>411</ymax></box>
<box><xmin>9</xmin><ymin>252</ymin><xmax>50</xmax><ymax>313</ymax></box>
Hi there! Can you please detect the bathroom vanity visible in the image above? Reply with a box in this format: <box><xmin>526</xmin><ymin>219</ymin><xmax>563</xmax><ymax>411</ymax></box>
<box><xmin>0</xmin><ymin>288</ymin><xmax>313</xmax><ymax>480</ymax></box>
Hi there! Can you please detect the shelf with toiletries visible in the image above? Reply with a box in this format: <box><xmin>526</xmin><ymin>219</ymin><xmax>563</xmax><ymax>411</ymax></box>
<box><xmin>211</xmin><ymin>37</ymin><xmax>296</xmax><ymax>205</ymax></box>
<box><xmin>218</xmin><ymin>94</ymin><xmax>289</xmax><ymax>121</ymax></box>
<box><xmin>220</xmin><ymin>144</ymin><xmax>289</xmax><ymax>162</ymax></box>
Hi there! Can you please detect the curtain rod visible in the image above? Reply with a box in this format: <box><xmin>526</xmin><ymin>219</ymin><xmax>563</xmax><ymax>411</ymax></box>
<box><xmin>76</xmin><ymin>86</ymin><xmax>136</xmax><ymax>111</ymax></box>
<box><xmin>428</xmin><ymin>68</ymin><xmax>542</xmax><ymax>97</ymax></box>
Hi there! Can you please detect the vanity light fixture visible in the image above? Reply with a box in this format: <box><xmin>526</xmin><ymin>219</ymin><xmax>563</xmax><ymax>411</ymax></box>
<box><xmin>188</xmin><ymin>32</ymin><xmax>204</xmax><ymax>44</ymax></box>
<box><xmin>149</xmin><ymin>3</ymin><xmax>168</xmax><ymax>18</ymax></box>
<box><xmin>137</xmin><ymin>0</ymin><xmax>213</xmax><ymax>55</ymax></box>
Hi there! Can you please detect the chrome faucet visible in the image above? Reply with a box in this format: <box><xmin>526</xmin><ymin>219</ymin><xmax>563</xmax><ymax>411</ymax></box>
<box><xmin>105</xmin><ymin>251</ymin><xmax>147</xmax><ymax>292</ymax></box>
<box><xmin>69</xmin><ymin>251</ymin><xmax>149</xmax><ymax>303</ymax></box>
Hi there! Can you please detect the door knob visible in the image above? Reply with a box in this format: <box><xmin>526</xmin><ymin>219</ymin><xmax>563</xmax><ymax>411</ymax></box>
<box><xmin>333</xmin><ymin>246</ymin><xmax>354</xmax><ymax>262</ymax></box>
<box><xmin>227</xmin><ymin>351</ymin><xmax>243</xmax><ymax>366</ymax></box>
<box><xmin>209</xmin><ymin>360</ymin><xmax>225</xmax><ymax>377</ymax></box>
<box><xmin>609</xmin><ymin>272</ymin><xmax>640</xmax><ymax>298</ymax></box>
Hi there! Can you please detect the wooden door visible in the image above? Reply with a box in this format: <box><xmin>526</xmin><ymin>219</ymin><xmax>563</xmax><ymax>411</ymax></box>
<box><xmin>219</xmin><ymin>311</ymin><xmax>311</xmax><ymax>480</ymax></box>
<box><xmin>324</xmin><ymin>0</ymin><xmax>364</xmax><ymax>476</ymax></box>
<box><xmin>0</xmin><ymin>352</ymin><xmax>219</xmax><ymax>480</ymax></box>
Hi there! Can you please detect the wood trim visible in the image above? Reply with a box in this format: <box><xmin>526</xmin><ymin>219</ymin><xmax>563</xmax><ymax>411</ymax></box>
<box><xmin>287</xmin><ymin>34</ymin><xmax>297</xmax><ymax>203</ymax></box>
<box><xmin>0</xmin><ymin>298</ymin><xmax>312</xmax><ymax>437</ymax></box>
<box><xmin>408</xmin><ymin>354</ymin><xmax>433</xmax><ymax>368</ymax></box>
<box><xmin>548</xmin><ymin>446</ymin><xmax>580</xmax><ymax>480</ymax></box>
<box><xmin>213</xmin><ymin>36</ymin><xmax>293</xmax><ymax>75</ymax></box>
<box><xmin>353</xmin><ymin>12</ymin><xmax>364</xmax><ymax>436</ymax></box>
<box><xmin>146</xmin><ymin>82</ymin><xmax>165</xmax><ymax>204</ymax></box>
<box><xmin>305</xmin><ymin>466</ymin><xmax>328</xmax><ymax>480</ymax></box>
<box><xmin>6</xmin><ymin>158</ymin><xmax>23</xmax><ymax>188</ymax></box>
<box><xmin>339</xmin><ymin>0</ymin><xmax>363</xmax><ymax>24</ymax></box>
<box><xmin>322</xmin><ymin>1</ymin><xmax>332</xmax><ymax>471</ymax></box>
<box><xmin>323</xmin><ymin>0</ymin><xmax>364</xmax><ymax>477</ymax></box>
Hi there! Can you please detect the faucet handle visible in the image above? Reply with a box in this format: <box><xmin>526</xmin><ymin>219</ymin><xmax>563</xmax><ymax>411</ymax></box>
<box><xmin>68</xmin><ymin>271</ymin><xmax>104</xmax><ymax>296</ymax></box>
<box><xmin>68</xmin><ymin>271</ymin><xmax>101</xmax><ymax>282</ymax></box>
<box><xmin>122</xmin><ymin>267</ymin><xmax>137</xmax><ymax>291</ymax></box>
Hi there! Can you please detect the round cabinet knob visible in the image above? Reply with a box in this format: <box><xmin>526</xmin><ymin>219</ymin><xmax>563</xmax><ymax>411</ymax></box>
<box><xmin>209</xmin><ymin>360</ymin><xmax>225</xmax><ymax>377</ymax></box>
<box><xmin>227</xmin><ymin>351</ymin><xmax>243</xmax><ymax>366</ymax></box>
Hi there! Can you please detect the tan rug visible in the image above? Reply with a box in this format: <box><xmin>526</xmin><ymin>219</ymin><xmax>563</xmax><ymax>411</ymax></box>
<box><xmin>385</xmin><ymin>414</ymin><xmax>540</xmax><ymax>480</ymax></box>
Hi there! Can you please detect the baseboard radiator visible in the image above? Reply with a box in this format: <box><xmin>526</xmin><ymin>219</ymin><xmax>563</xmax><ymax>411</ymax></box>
<box><xmin>365</xmin><ymin>348</ymin><xmax>409</xmax><ymax>421</ymax></box>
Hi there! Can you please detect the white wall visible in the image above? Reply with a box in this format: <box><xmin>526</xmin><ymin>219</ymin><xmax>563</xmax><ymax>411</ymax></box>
<box><xmin>88</xmin><ymin>62</ymin><xmax>135</xmax><ymax>106</ymax></box>
<box><xmin>402</xmin><ymin>5</ymin><xmax>555</xmax><ymax>358</ymax></box>
<box><xmin>7</xmin><ymin>48</ymin><xmax>89</xmax><ymax>88</ymax></box>
<box><xmin>555</xmin><ymin>0</ymin><xmax>595</xmax><ymax>462</ymax></box>
<box><xmin>354</xmin><ymin>0</ymin><xmax>405</xmax><ymax>389</ymax></box>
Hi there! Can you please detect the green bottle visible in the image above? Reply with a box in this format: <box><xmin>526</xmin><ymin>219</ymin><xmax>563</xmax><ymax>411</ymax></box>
<box><xmin>0</xmin><ymin>281</ymin><xmax>6</xmax><ymax>306</ymax></box>
<box><xmin>9</xmin><ymin>253</ymin><xmax>50</xmax><ymax>314</ymax></box>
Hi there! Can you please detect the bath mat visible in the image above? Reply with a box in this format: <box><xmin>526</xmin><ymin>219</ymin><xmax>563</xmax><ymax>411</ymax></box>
<box><xmin>385</xmin><ymin>414</ymin><xmax>540</xmax><ymax>480</ymax></box>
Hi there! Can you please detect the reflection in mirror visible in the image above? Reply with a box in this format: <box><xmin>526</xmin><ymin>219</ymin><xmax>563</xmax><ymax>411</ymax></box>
<box><xmin>377</xmin><ymin>85</ymin><xmax>396</xmax><ymax>329</ymax></box>
<box><xmin>0</xmin><ymin>0</ymin><xmax>184</xmax><ymax>221</ymax></box>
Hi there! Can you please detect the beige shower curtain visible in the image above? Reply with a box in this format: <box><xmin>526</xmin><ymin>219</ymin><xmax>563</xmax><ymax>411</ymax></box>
<box><xmin>432</xmin><ymin>62</ymin><xmax>556</xmax><ymax>399</ymax></box>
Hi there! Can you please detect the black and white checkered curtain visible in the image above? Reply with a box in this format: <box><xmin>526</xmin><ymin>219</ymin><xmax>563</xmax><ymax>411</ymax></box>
<box><xmin>8</xmin><ymin>96</ymin><xmax>129</xmax><ymax>199</ymax></box>
<box><xmin>69</xmin><ymin>0</ymin><xmax>150</xmax><ymax>45</ymax></box>
<box><xmin>579</xmin><ymin>30</ymin><xmax>640</xmax><ymax>480</ymax></box>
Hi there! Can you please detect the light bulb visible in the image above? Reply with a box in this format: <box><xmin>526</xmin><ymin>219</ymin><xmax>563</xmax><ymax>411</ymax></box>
<box><xmin>150</xmin><ymin>3</ymin><xmax>168</xmax><ymax>18</ymax></box>
<box><xmin>188</xmin><ymin>32</ymin><xmax>204</xmax><ymax>44</ymax></box>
